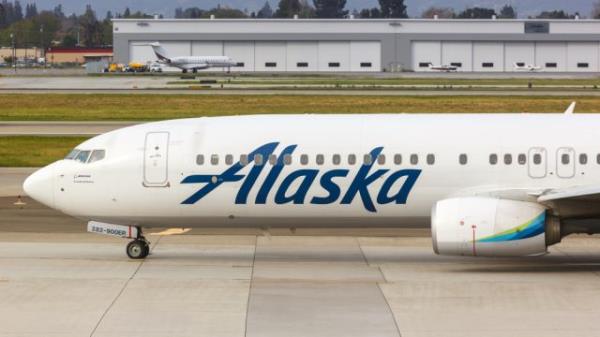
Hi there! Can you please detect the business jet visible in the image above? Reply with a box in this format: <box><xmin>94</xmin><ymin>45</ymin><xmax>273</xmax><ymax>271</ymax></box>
<box><xmin>428</xmin><ymin>64</ymin><xmax>458</xmax><ymax>72</ymax></box>
<box><xmin>23</xmin><ymin>103</ymin><xmax>600</xmax><ymax>259</ymax></box>
<box><xmin>148</xmin><ymin>42</ymin><xmax>237</xmax><ymax>73</ymax></box>
<box><xmin>514</xmin><ymin>63</ymin><xmax>542</xmax><ymax>72</ymax></box>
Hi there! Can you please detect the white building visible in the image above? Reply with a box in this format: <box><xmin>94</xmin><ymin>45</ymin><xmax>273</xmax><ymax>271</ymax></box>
<box><xmin>112</xmin><ymin>18</ymin><xmax>600</xmax><ymax>72</ymax></box>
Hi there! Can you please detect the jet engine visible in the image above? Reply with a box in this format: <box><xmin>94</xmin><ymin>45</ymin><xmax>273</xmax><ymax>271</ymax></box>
<box><xmin>431</xmin><ymin>197</ymin><xmax>561</xmax><ymax>257</ymax></box>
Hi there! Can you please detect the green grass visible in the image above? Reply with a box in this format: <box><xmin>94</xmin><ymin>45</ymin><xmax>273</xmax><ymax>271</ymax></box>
<box><xmin>0</xmin><ymin>136</ymin><xmax>89</xmax><ymax>167</ymax></box>
<box><xmin>0</xmin><ymin>94</ymin><xmax>598</xmax><ymax>121</ymax></box>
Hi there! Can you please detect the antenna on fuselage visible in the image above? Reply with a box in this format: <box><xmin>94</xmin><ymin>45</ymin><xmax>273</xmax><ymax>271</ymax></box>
<box><xmin>564</xmin><ymin>101</ymin><xmax>576</xmax><ymax>115</ymax></box>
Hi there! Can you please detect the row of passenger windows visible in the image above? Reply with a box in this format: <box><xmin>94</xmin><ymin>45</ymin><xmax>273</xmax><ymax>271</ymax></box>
<box><xmin>263</xmin><ymin>62</ymin><xmax>372</xmax><ymax>68</ymax></box>
<box><xmin>197</xmin><ymin>153</ymin><xmax>435</xmax><ymax>166</ymax></box>
<box><xmin>418</xmin><ymin>62</ymin><xmax>589</xmax><ymax>69</ymax></box>
<box><xmin>197</xmin><ymin>152</ymin><xmax>600</xmax><ymax>167</ymax></box>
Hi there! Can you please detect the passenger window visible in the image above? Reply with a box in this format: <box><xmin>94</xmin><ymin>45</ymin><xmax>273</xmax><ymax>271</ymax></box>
<box><xmin>410</xmin><ymin>154</ymin><xmax>418</xmax><ymax>165</ymax></box>
<box><xmin>459</xmin><ymin>154</ymin><xmax>467</xmax><ymax>165</ymax></box>
<box><xmin>597</xmin><ymin>154</ymin><xmax>600</xmax><ymax>164</ymax></box>
<box><xmin>300</xmin><ymin>154</ymin><xmax>309</xmax><ymax>165</ymax></box>
<box><xmin>240</xmin><ymin>154</ymin><xmax>249</xmax><ymax>165</ymax></box>
<box><xmin>394</xmin><ymin>154</ymin><xmax>402</xmax><ymax>165</ymax></box>
<box><xmin>348</xmin><ymin>154</ymin><xmax>356</xmax><ymax>165</ymax></box>
<box><xmin>518</xmin><ymin>154</ymin><xmax>526</xmax><ymax>165</ymax></box>
<box><xmin>225</xmin><ymin>154</ymin><xmax>233</xmax><ymax>165</ymax></box>
<box><xmin>579</xmin><ymin>153</ymin><xmax>588</xmax><ymax>165</ymax></box>
<box><xmin>364</xmin><ymin>154</ymin><xmax>373</xmax><ymax>165</ymax></box>
<box><xmin>489</xmin><ymin>154</ymin><xmax>498</xmax><ymax>165</ymax></box>
<box><xmin>316</xmin><ymin>154</ymin><xmax>324</xmax><ymax>165</ymax></box>
<box><xmin>196</xmin><ymin>154</ymin><xmax>204</xmax><ymax>165</ymax></box>
<box><xmin>504</xmin><ymin>154</ymin><xmax>512</xmax><ymax>165</ymax></box>
<box><xmin>561</xmin><ymin>153</ymin><xmax>570</xmax><ymax>165</ymax></box>
<box><xmin>427</xmin><ymin>154</ymin><xmax>435</xmax><ymax>165</ymax></box>
<box><xmin>533</xmin><ymin>154</ymin><xmax>542</xmax><ymax>165</ymax></box>
<box><xmin>269</xmin><ymin>154</ymin><xmax>277</xmax><ymax>165</ymax></box>
<box><xmin>377</xmin><ymin>154</ymin><xmax>385</xmax><ymax>165</ymax></box>
<box><xmin>65</xmin><ymin>149</ymin><xmax>80</xmax><ymax>160</ymax></box>
<box><xmin>88</xmin><ymin>150</ymin><xmax>106</xmax><ymax>163</ymax></box>
<box><xmin>283</xmin><ymin>154</ymin><xmax>292</xmax><ymax>165</ymax></box>
<box><xmin>75</xmin><ymin>150</ymin><xmax>91</xmax><ymax>163</ymax></box>
<box><xmin>254</xmin><ymin>154</ymin><xmax>264</xmax><ymax>165</ymax></box>
<box><xmin>332</xmin><ymin>154</ymin><xmax>341</xmax><ymax>165</ymax></box>
<box><xmin>211</xmin><ymin>154</ymin><xmax>219</xmax><ymax>165</ymax></box>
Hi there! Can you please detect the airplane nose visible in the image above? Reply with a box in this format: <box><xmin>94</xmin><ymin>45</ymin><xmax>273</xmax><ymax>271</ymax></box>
<box><xmin>23</xmin><ymin>165</ymin><xmax>55</xmax><ymax>208</ymax></box>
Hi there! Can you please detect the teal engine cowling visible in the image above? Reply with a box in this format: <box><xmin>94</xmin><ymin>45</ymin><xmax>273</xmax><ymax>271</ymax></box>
<box><xmin>431</xmin><ymin>197</ymin><xmax>561</xmax><ymax>257</ymax></box>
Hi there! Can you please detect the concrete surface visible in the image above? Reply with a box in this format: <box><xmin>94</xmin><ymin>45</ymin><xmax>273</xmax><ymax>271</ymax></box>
<box><xmin>0</xmin><ymin>168</ymin><xmax>35</xmax><ymax>197</ymax></box>
<box><xmin>0</xmin><ymin>122</ymin><xmax>137</xmax><ymax>136</ymax></box>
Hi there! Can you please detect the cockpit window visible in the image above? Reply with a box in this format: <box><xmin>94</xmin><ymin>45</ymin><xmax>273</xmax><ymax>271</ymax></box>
<box><xmin>65</xmin><ymin>149</ymin><xmax>80</xmax><ymax>160</ymax></box>
<box><xmin>88</xmin><ymin>150</ymin><xmax>106</xmax><ymax>163</ymax></box>
<box><xmin>75</xmin><ymin>150</ymin><xmax>91</xmax><ymax>163</ymax></box>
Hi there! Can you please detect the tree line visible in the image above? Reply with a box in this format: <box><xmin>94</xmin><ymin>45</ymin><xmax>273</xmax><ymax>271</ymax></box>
<box><xmin>0</xmin><ymin>0</ymin><xmax>599</xmax><ymax>49</ymax></box>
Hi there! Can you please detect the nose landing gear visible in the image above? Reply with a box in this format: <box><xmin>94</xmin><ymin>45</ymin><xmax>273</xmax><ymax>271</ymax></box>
<box><xmin>126</xmin><ymin>236</ymin><xmax>150</xmax><ymax>259</ymax></box>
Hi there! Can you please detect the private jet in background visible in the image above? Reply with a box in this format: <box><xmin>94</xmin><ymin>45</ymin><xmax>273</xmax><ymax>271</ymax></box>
<box><xmin>147</xmin><ymin>42</ymin><xmax>238</xmax><ymax>73</ymax></box>
<box><xmin>428</xmin><ymin>64</ymin><xmax>458</xmax><ymax>72</ymax></box>
<box><xmin>514</xmin><ymin>63</ymin><xmax>542</xmax><ymax>72</ymax></box>
<box><xmin>24</xmin><ymin>103</ymin><xmax>600</xmax><ymax>260</ymax></box>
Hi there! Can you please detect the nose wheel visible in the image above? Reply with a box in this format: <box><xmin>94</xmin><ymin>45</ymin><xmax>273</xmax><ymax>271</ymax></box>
<box><xmin>126</xmin><ymin>236</ymin><xmax>150</xmax><ymax>259</ymax></box>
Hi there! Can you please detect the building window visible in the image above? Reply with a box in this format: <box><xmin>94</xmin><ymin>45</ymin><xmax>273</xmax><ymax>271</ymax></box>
<box><xmin>546</xmin><ymin>62</ymin><xmax>557</xmax><ymax>68</ymax></box>
<box><xmin>297</xmin><ymin>62</ymin><xmax>309</xmax><ymax>67</ymax></box>
<box><xmin>577</xmin><ymin>63</ymin><xmax>589</xmax><ymax>68</ymax></box>
<box><xmin>360</xmin><ymin>62</ymin><xmax>372</xmax><ymax>68</ymax></box>
<box><xmin>394</xmin><ymin>154</ymin><xmax>402</xmax><ymax>165</ymax></box>
<box><xmin>211</xmin><ymin>154</ymin><xmax>219</xmax><ymax>165</ymax></box>
<box><xmin>236</xmin><ymin>62</ymin><xmax>245</xmax><ymax>67</ymax></box>
<box><xmin>580</xmin><ymin>153</ymin><xmax>588</xmax><ymax>165</ymax></box>
<box><xmin>504</xmin><ymin>154</ymin><xmax>512</xmax><ymax>165</ymax></box>
<box><xmin>426</xmin><ymin>154</ymin><xmax>435</xmax><ymax>165</ymax></box>
<box><xmin>196</xmin><ymin>154</ymin><xmax>204</xmax><ymax>165</ymax></box>
<box><xmin>410</xmin><ymin>154</ymin><xmax>418</xmax><ymax>165</ymax></box>
<box><xmin>450</xmin><ymin>62</ymin><xmax>462</xmax><ymax>68</ymax></box>
<box><xmin>328</xmin><ymin>62</ymin><xmax>340</xmax><ymax>67</ymax></box>
<box><xmin>482</xmin><ymin>62</ymin><xmax>494</xmax><ymax>68</ymax></box>
<box><xmin>518</xmin><ymin>154</ymin><xmax>526</xmax><ymax>165</ymax></box>
<box><xmin>419</xmin><ymin>62</ymin><xmax>431</xmax><ymax>68</ymax></box>
<box><xmin>265</xmin><ymin>62</ymin><xmax>277</xmax><ymax>67</ymax></box>
<box><xmin>516</xmin><ymin>62</ymin><xmax>525</xmax><ymax>67</ymax></box>
<box><xmin>459</xmin><ymin>154</ymin><xmax>467</xmax><ymax>165</ymax></box>
<box><xmin>489</xmin><ymin>154</ymin><xmax>498</xmax><ymax>165</ymax></box>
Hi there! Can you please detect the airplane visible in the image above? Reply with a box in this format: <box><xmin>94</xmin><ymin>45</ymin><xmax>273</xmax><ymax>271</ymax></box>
<box><xmin>428</xmin><ymin>64</ymin><xmax>458</xmax><ymax>72</ymax></box>
<box><xmin>23</xmin><ymin>103</ymin><xmax>600</xmax><ymax>259</ymax></box>
<box><xmin>148</xmin><ymin>42</ymin><xmax>238</xmax><ymax>73</ymax></box>
<box><xmin>514</xmin><ymin>63</ymin><xmax>542</xmax><ymax>72</ymax></box>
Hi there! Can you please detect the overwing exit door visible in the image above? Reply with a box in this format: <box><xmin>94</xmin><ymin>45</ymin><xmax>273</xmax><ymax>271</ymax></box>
<box><xmin>527</xmin><ymin>147</ymin><xmax>547</xmax><ymax>178</ymax></box>
<box><xmin>556</xmin><ymin>147</ymin><xmax>575</xmax><ymax>178</ymax></box>
<box><xmin>144</xmin><ymin>132</ymin><xmax>170</xmax><ymax>187</ymax></box>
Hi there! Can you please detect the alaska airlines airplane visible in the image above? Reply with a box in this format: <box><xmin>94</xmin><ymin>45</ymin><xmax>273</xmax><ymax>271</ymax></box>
<box><xmin>23</xmin><ymin>106</ymin><xmax>600</xmax><ymax>259</ymax></box>
<box><xmin>149</xmin><ymin>42</ymin><xmax>238</xmax><ymax>73</ymax></box>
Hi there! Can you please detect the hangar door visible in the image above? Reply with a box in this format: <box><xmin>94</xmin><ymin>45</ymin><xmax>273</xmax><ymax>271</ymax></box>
<box><xmin>350</xmin><ymin>41</ymin><xmax>381</xmax><ymax>72</ymax></box>
<box><xmin>412</xmin><ymin>41</ymin><xmax>441</xmax><ymax>71</ymax></box>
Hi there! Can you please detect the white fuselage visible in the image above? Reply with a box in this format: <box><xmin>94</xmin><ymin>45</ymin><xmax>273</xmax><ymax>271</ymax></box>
<box><xmin>24</xmin><ymin>114</ymin><xmax>599</xmax><ymax>229</ymax></box>
<box><xmin>168</xmin><ymin>55</ymin><xmax>237</xmax><ymax>70</ymax></box>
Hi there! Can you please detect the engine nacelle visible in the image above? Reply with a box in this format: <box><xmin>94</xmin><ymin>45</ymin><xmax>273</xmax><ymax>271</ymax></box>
<box><xmin>432</xmin><ymin>197</ymin><xmax>561</xmax><ymax>257</ymax></box>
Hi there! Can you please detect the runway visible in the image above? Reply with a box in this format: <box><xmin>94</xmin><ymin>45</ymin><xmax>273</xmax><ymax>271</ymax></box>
<box><xmin>1</xmin><ymin>186</ymin><xmax>600</xmax><ymax>336</ymax></box>
<box><xmin>0</xmin><ymin>122</ymin><xmax>136</xmax><ymax>136</ymax></box>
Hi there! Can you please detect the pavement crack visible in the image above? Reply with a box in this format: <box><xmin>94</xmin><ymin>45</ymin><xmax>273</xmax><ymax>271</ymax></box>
<box><xmin>88</xmin><ymin>236</ymin><xmax>162</xmax><ymax>337</ymax></box>
<box><xmin>243</xmin><ymin>235</ymin><xmax>258</xmax><ymax>337</ymax></box>
<box><xmin>376</xmin><ymin>282</ymin><xmax>402</xmax><ymax>337</ymax></box>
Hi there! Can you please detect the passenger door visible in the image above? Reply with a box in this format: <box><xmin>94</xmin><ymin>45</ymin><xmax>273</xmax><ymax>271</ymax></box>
<box><xmin>143</xmin><ymin>132</ymin><xmax>170</xmax><ymax>187</ymax></box>
<box><xmin>528</xmin><ymin>147</ymin><xmax>547</xmax><ymax>179</ymax></box>
<box><xmin>556</xmin><ymin>147</ymin><xmax>575</xmax><ymax>178</ymax></box>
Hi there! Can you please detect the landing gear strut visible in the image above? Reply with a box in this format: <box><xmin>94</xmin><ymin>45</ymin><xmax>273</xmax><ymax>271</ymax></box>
<box><xmin>126</xmin><ymin>229</ymin><xmax>150</xmax><ymax>259</ymax></box>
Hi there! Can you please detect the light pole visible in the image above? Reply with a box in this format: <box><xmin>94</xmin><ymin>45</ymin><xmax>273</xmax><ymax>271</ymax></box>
<box><xmin>10</xmin><ymin>33</ymin><xmax>15</xmax><ymax>73</ymax></box>
<box><xmin>40</xmin><ymin>24</ymin><xmax>44</xmax><ymax>66</ymax></box>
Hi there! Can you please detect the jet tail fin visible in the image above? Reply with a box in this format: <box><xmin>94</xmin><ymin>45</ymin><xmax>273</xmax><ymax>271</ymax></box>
<box><xmin>149</xmin><ymin>42</ymin><xmax>171</xmax><ymax>63</ymax></box>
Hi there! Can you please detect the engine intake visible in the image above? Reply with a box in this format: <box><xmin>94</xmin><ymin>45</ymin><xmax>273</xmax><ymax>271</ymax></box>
<box><xmin>432</xmin><ymin>197</ymin><xmax>561</xmax><ymax>257</ymax></box>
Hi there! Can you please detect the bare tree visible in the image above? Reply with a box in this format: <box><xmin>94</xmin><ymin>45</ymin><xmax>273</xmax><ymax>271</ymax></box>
<box><xmin>421</xmin><ymin>6</ymin><xmax>455</xmax><ymax>18</ymax></box>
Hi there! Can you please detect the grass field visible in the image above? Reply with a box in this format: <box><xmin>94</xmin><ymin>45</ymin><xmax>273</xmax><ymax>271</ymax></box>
<box><xmin>0</xmin><ymin>94</ymin><xmax>599</xmax><ymax>121</ymax></box>
<box><xmin>0</xmin><ymin>136</ymin><xmax>89</xmax><ymax>167</ymax></box>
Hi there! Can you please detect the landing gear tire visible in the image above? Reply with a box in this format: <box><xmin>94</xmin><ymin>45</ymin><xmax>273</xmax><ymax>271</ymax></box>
<box><xmin>127</xmin><ymin>239</ymin><xmax>149</xmax><ymax>259</ymax></box>
<box><xmin>192</xmin><ymin>68</ymin><xmax>198</xmax><ymax>73</ymax></box>
<box><xmin>182</xmin><ymin>69</ymin><xmax>188</xmax><ymax>74</ymax></box>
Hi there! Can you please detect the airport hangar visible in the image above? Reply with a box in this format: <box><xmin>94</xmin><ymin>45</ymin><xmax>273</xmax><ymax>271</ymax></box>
<box><xmin>112</xmin><ymin>18</ymin><xmax>600</xmax><ymax>73</ymax></box>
